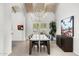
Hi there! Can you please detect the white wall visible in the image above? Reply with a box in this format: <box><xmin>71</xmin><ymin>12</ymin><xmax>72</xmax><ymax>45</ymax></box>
<box><xmin>56</xmin><ymin>3</ymin><xmax>79</xmax><ymax>55</ymax></box>
<box><xmin>0</xmin><ymin>4</ymin><xmax>12</xmax><ymax>55</ymax></box>
<box><xmin>0</xmin><ymin>4</ymin><xmax>5</xmax><ymax>56</ymax></box>
<box><xmin>11</xmin><ymin>4</ymin><xmax>26</xmax><ymax>41</ymax></box>
<box><xmin>0</xmin><ymin>3</ymin><xmax>26</xmax><ymax>55</ymax></box>
<box><xmin>25</xmin><ymin>12</ymin><xmax>55</xmax><ymax>39</ymax></box>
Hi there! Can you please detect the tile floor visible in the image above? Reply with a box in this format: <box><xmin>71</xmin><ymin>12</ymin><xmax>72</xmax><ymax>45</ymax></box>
<box><xmin>9</xmin><ymin>40</ymin><xmax>77</xmax><ymax>56</ymax></box>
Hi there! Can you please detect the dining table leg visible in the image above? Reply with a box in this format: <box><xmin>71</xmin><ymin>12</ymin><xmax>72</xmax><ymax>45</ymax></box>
<box><xmin>39</xmin><ymin>40</ymin><xmax>40</xmax><ymax>54</ymax></box>
<box><xmin>29</xmin><ymin>40</ymin><xmax>32</xmax><ymax>55</ymax></box>
<box><xmin>47</xmin><ymin>40</ymin><xmax>50</xmax><ymax>55</ymax></box>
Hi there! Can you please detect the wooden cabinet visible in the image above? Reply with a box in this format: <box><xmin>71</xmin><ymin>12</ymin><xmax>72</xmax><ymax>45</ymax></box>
<box><xmin>56</xmin><ymin>35</ymin><xmax>62</xmax><ymax>48</ymax></box>
<box><xmin>56</xmin><ymin>35</ymin><xmax>73</xmax><ymax>52</ymax></box>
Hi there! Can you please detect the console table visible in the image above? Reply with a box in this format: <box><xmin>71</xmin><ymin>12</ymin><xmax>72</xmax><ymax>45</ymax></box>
<box><xmin>56</xmin><ymin>35</ymin><xmax>73</xmax><ymax>52</ymax></box>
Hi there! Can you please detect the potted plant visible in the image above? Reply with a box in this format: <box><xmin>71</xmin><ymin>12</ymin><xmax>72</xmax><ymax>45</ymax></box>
<box><xmin>49</xmin><ymin>21</ymin><xmax>56</xmax><ymax>40</ymax></box>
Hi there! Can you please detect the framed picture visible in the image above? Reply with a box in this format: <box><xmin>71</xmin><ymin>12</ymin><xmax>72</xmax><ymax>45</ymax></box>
<box><xmin>61</xmin><ymin>16</ymin><xmax>74</xmax><ymax>37</ymax></box>
<box><xmin>17</xmin><ymin>25</ymin><xmax>24</xmax><ymax>30</ymax></box>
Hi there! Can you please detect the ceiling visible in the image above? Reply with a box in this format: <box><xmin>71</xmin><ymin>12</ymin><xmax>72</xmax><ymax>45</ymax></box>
<box><xmin>24</xmin><ymin>3</ymin><xmax>58</xmax><ymax>13</ymax></box>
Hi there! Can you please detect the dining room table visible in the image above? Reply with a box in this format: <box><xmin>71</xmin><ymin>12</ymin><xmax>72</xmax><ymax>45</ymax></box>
<box><xmin>29</xmin><ymin>34</ymin><xmax>50</xmax><ymax>55</ymax></box>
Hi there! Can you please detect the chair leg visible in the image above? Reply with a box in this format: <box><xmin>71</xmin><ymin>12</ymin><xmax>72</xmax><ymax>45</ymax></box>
<box><xmin>40</xmin><ymin>45</ymin><xmax>46</xmax><ymax>52</ymax></box>
<box><xmin>43</xmin><ymin>45</ymin><xmax>45</xmax><ymax>51</ymax></box>
<box><xmin>40</xmin><ymin>45</ymin><xmax>42</xmax><ymax>52</ymax></box>
<box><xmin>34</xmin><ymin>45</ymin><xmax>36</xmax><ymax>51</ymax></box>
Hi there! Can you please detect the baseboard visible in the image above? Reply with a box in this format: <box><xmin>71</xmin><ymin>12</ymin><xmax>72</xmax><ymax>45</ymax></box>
<box><xmin>12</xmin><ymin>40</ymin><xmax>26</xmax><ymax>41</ymax></box>
<box><xmin>74</xmin><ymin>50</ymin><xmax>79</xmax><ymax>56</ymax></box>
<box><xmin>12</xmin><ymin>39</ymin><xmax>26</xmax><ymax>41</ymax></box>
<box><xmin>0</xmin><ymin>50</ymin><xmax>12</xmax><ymax>56</ymax></box>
